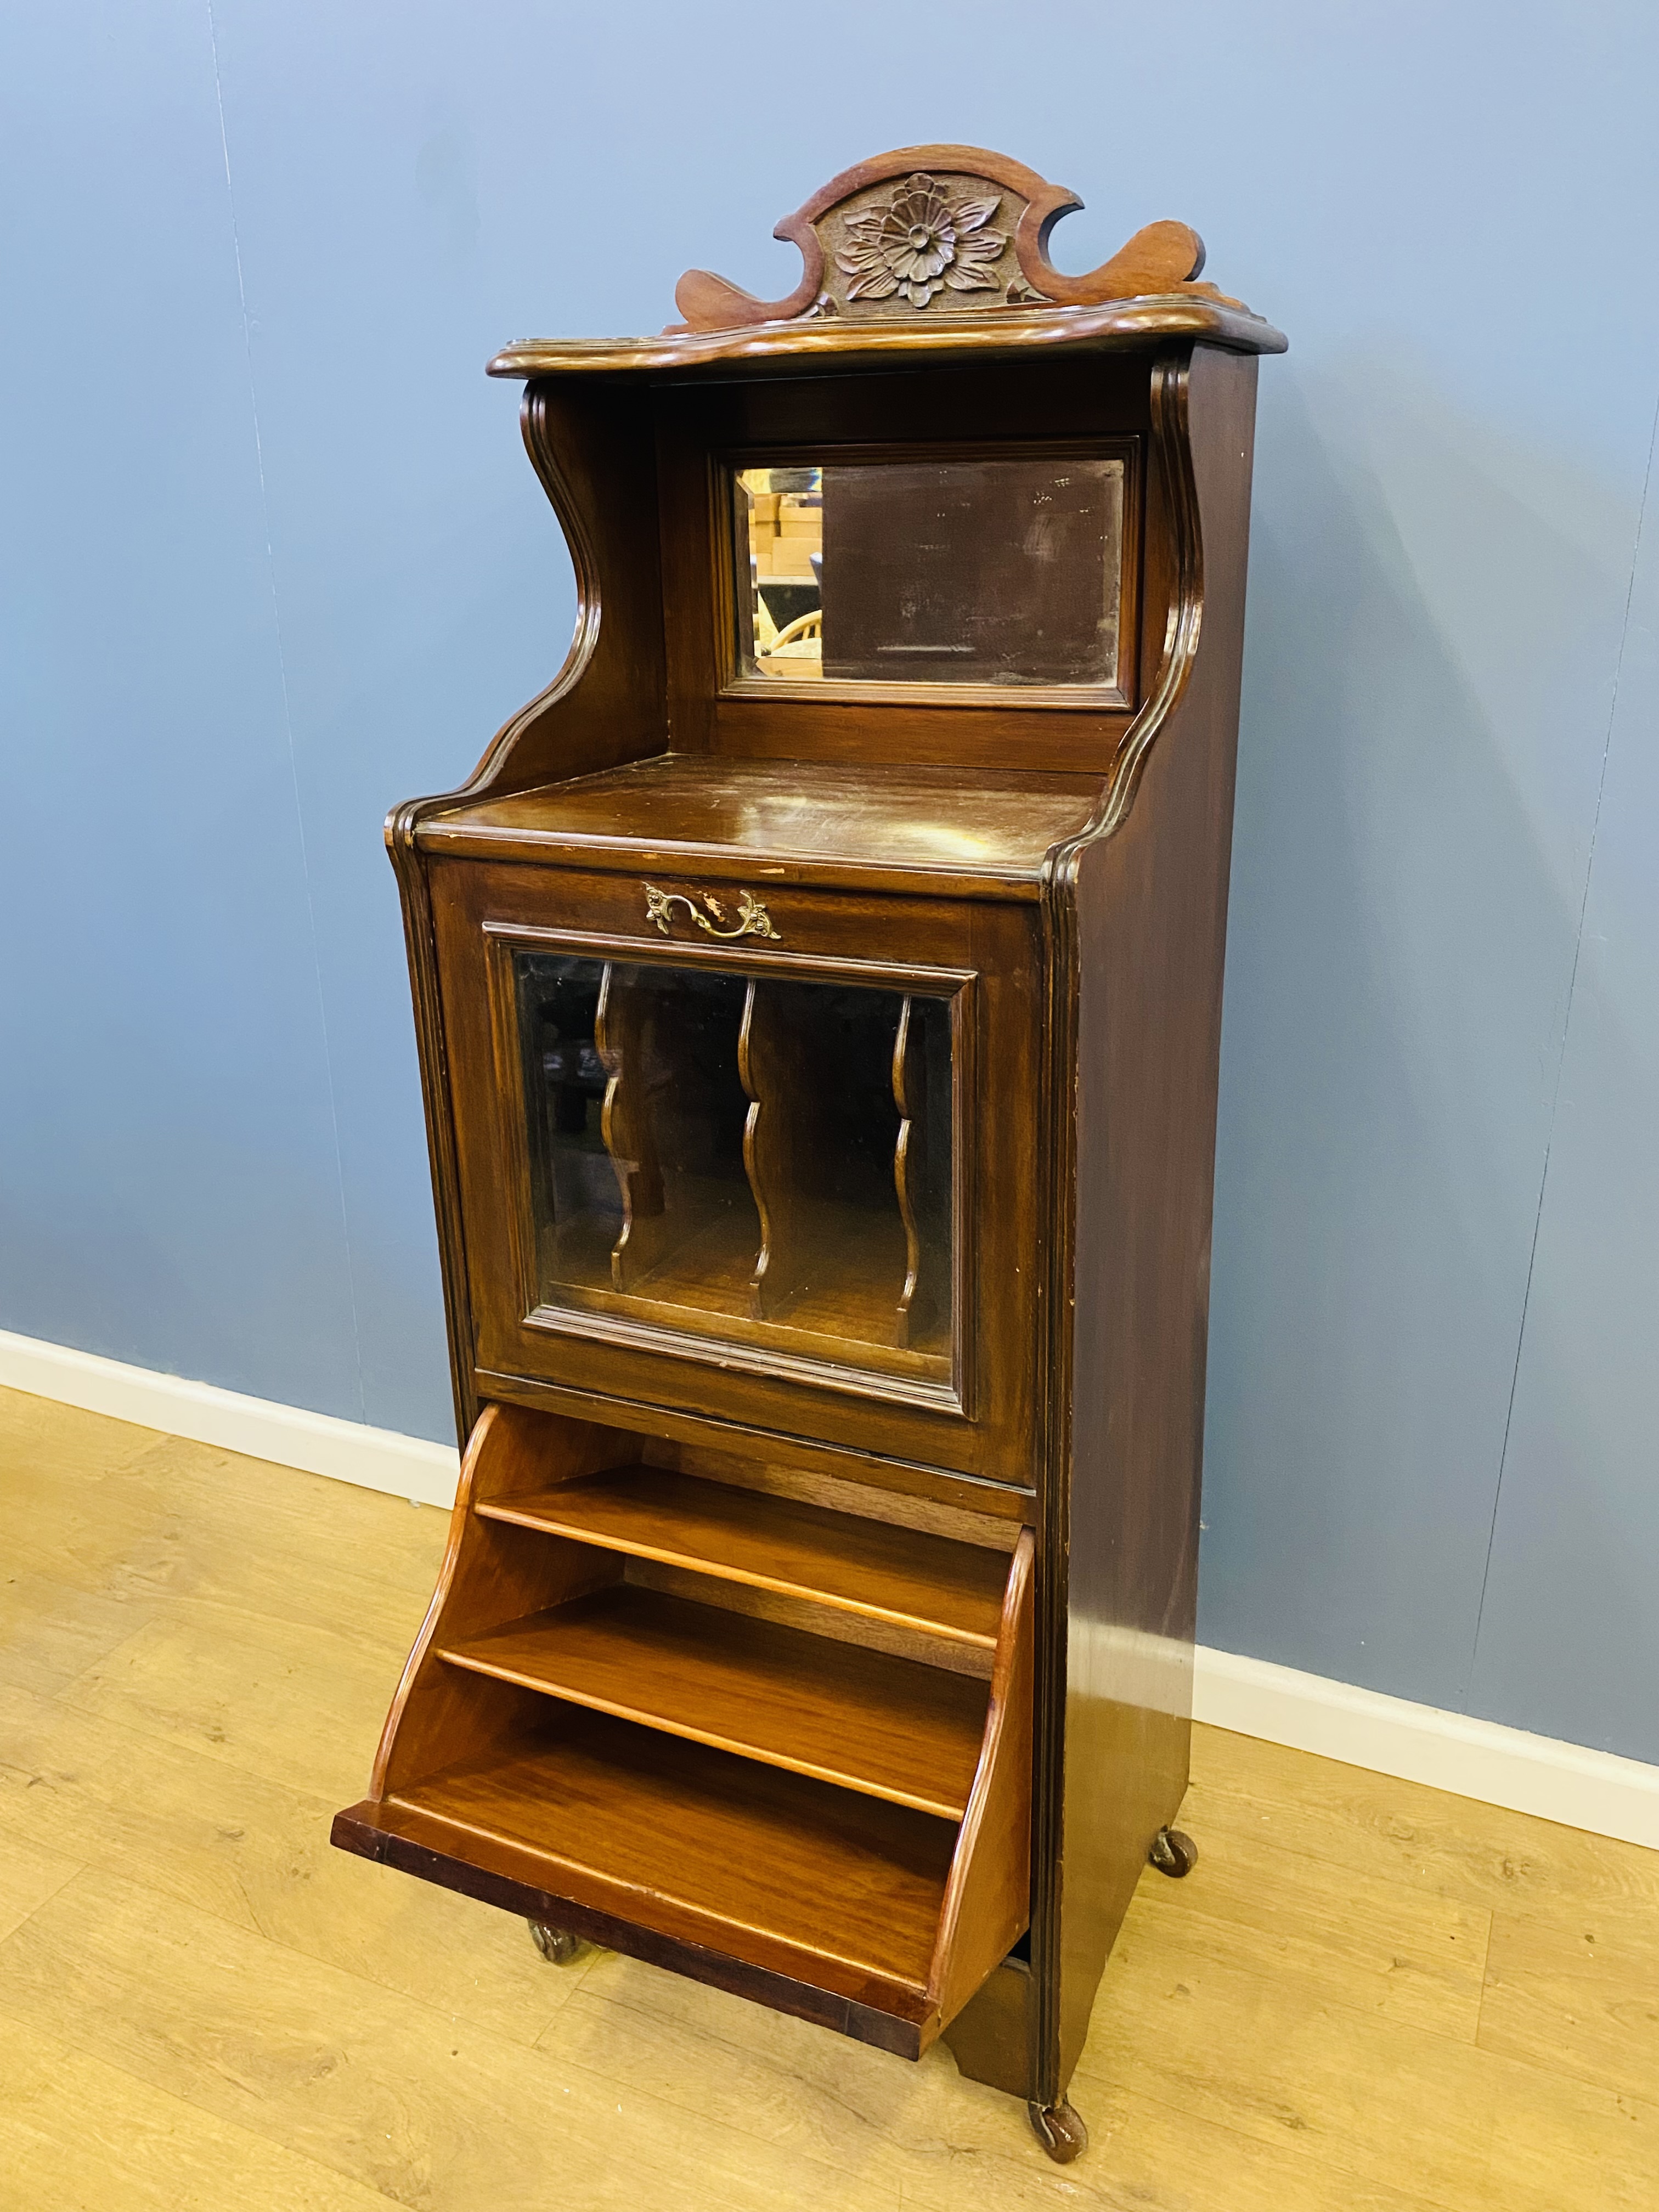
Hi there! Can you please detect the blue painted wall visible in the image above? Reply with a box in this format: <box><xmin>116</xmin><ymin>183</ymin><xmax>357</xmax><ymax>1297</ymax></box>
<box><xmin>3</xmin><ymin>3</ymin><xmax>1655</xmax><ymax>1757</ymax></box>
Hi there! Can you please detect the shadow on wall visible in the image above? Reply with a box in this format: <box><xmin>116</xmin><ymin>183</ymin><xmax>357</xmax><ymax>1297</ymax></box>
<box><xmin>1465</xmin><ymin>475</ymin><xmax>1659</xmax><ymax>1762</ymax></box>
<box><xmin>1199</xmin><ymin>356</ymin><xmax>1637</xmax><ymax>1720</ymax></box>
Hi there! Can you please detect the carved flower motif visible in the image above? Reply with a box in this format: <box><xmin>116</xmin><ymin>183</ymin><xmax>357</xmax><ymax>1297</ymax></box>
<box><xmin>836</xmin><ymin>175</ymin><xmax>1007</xmax><ymax>309</ymax></box>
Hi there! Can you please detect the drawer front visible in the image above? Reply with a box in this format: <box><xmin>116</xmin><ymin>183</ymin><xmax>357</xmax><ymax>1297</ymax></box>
<box><xmin>429</xmin><ymin>855</ymin><xmax>1045</xmax><ymax>1490</ymax></box>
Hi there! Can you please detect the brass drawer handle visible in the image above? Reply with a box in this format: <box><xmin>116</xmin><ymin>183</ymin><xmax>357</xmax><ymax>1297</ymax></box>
<box><xmin>644</xmin><ymin>883</ymin><xmax>781</xmax><ymax>943</ymax></box>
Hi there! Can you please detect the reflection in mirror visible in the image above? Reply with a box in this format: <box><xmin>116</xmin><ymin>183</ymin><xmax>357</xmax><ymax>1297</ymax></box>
<box><xmin>733</xmin><ymin>454</ymin><xmax>1125</xmax><ymax>690</ymax></box>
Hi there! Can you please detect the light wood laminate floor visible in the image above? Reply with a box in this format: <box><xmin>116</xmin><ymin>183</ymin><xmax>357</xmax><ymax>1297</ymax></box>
<box><xmin>2</xmin><ymin>1384</ymin><xmax>1656</xmax><ymax>2210</ymax></box>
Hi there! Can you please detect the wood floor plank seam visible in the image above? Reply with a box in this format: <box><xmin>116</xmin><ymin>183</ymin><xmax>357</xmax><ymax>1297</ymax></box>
<box><xmin>1075</xmin><ymin>2068</ymin><xmax>1468</xmax><ymax>2212</ymax></box>
<box><xmin>38</xmin><ymin>1584</ymin><xmax>431</xmax><ymax>1685</ymax></box>
<box><xmin>543</xmin><ymin>1984</ymin><xmax>1080</xmax><ymax>2212</ymax></box>
<box><xmin>0</xmin><ymin>1867</ymin><xmax>907</xmax><ymax>2212</ymax></box>
<box><xmin>1075</xmin><ymin>1942</ymin><xmax>1659</xmax><ymax>2099</ymax></box>
<box><xmin>1129</xmin><ymin>1889</ymin><xmax>1492</xmax><ymax>2046</ymax></box>
<box><xmin>1471</xmin><ymin>1900</ymin><xmax>1499</xmax><ymax>2049</ymax></box>
<box><xmin>0</xmin><ymin>1931</ymin><xmax>405</xmax><ymax>2212</ymax></box>
<box><xmin>0</xmin><ymin>1856</ymin><xmax>596</xmax><ymax>2068</ymax></box>
<box><xmin>0</xmin><ymin>2006</ymin><xmax>413</xmax><ymax>2212</ymax></box>
<box><xmin>0</xmin><ymin>1701</ymin><xmax>350</xmax><ymax>1821</ymax></box>
<box><xmin>0</xmin><ymin>1826</ymin><xmax>591</xmax><ymax>2062</ymax></box>
<box><xmin>0</xmin><ymin>1852</ymin><xmax>88</xmax><ymax>1948</ymax></box>
<box><xmin>1071</xmin><ymin>1944</ymin><xmax>1659</xmax><ymax>2212</ymax></box>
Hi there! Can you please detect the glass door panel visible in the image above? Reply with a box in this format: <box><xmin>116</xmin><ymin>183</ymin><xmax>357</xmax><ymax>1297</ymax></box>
<box><xmin>512</xmin><ymin>950</ymin><xmax>955</xmax><ymax>1380</ymax></box>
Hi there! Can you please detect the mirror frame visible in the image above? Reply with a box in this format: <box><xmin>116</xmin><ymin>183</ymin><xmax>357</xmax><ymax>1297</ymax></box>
<box><xmin>715</xmin><ymin>437</ymin><xmax>1142</xmax><ymax>712</ymax></box>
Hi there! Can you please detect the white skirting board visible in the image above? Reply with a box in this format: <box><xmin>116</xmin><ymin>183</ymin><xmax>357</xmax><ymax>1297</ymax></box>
<box><xmin>1192</xmin><ymin>1646</ymin><xmax>1659</xmax><ymax>1852</ymax></box>
<box><xmin>0</xmin><ymin>1327</ymin><xmax>460</xmax><ymax>1508</ymax></box>
<box><xmin>3</xmin><ymin>1325</ymin><xmax>1656</xmax><ymax>1853</ymax></box>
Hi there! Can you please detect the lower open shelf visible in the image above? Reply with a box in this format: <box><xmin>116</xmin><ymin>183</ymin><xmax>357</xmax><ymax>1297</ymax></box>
<box><xmin>338</xmin><ymin>1708</ymin><xmax>950</xmax><ymax>2028</ymax></box>
<box><xmin>335</xmin><ymin>1400</ymin><xmax>1032</xmax><ymax>2057</ymax></box>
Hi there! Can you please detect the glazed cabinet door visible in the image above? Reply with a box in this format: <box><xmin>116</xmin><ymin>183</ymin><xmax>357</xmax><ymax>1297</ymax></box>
<box><xmin>428</xmin><ymin>856</ymin><xmax>1045</xmax><ymax>1491</ymax></box>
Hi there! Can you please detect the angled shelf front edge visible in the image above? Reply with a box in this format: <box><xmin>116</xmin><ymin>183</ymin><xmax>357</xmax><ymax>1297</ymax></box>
<box><xmin>479</xmin><ymin>1467</ymin><xmax>1009</xmax><ymax>1645</ymax></box>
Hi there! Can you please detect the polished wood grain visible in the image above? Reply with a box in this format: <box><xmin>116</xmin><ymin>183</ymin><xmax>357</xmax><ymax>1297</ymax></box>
<box><xmin>476</xmin><ymin>1465</ymin><xmax>1008</xmax><ymax>1644</ymax></box>
<box><xmin>5</xmin><ymin>1395</ymin><xmax>1658</xmax><ymax>2210</ymax></box>
<box><xmin>387</xmin><ymin>1712</ymin><xmax>953</xmax><ymax>1997</ymax></box>
<box><xmin>490</xmin><ymin>1380</ymin><xmax>1034</xmax><ymax>1523</ymax></box>
<box><xmin>667</xmin><ymin>144</ymin><xmax>1216</xmax><ymax>333</ymax></box>
<box><xmin>737</xmin><ymin>974</ymin><xmax>816</xmax><ymax>1318</ymax></box>
<box><xmin>1026</xmin><ymin>342</ymin><xmax>1263</xmax><ymax>2103</ymax></box>
<box><xmin>438</xmin><ymin>1584</ymin><xmax>988</xmax><ymax>1818</ymax></box>
<box><xmin>488</xmin><ymin>296</ymin><xmax>1285</xmax><ymax>382</ymax></box>
<box><xmin>370</xmin><ymin>1401</ymin><xmax>633</xmax><ymax>1799</ymax></box>
<box><xmin>418</xmin><ymin>755</ymin><xmax>1102</xmax><ymax>895</ymax></box>
<box><xmin>928</xmin><ymin>1531</ymin><xmax>1033</xmax><ymax>2029</ymax></box>
<box><xmin>594</xmin><ymin>962</ymin><xmax>668</xmax><ymax>1286</ymax></box>
<box><xmin>619</xmin><ymin>1557</ymin><xmax>994</xmax><ymax>1679</ymax></box>
<box><xmin>435</xmin><ymin>864</ymin><xmax>1040</xmax><ymax>1485</ymax></box>
<box><xmin>657</xmin><ymin>1439</ymin><xmax>1023</xmax><ymax>1547</ymax></box>
<box><xmin>890</xmin><ymin>994</ymin><xmax>947</xmax><ymax>1348</ymax></box>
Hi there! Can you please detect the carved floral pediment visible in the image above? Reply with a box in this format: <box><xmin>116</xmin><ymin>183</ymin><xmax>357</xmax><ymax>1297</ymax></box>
<box><xmin>672</xmin><ymin>144</ymin><xmax>1237</xmax><ymax>333</ymax></box>
<box><xmin>831</xmin><ymin>173</ymin><xmax>1013</xmax><ymax>312</ymax></box>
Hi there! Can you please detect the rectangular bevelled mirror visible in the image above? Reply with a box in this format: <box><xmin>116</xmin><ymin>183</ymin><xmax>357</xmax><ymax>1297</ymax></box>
<box><xmin>510</xmin><ymin>948</ymin><xmax>956</xmax><ymax>1385</ymax></box>
<box><xmin>729</xmin><ymin>448</ymin><xmax>1129</xmax><ymax>702</ymax></box>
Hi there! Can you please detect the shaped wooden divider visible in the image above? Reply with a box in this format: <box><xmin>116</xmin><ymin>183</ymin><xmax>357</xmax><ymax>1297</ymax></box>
<box><xmin>893</xmin><ymin>997</ymin><xmax>925</xmax><ymax>1344</ymax></box>
<box><xmin>595</xmin><ymin>964</ymin><xmax>755</xmax><ymax>1302</ymax></box>
<box><xmin>738</xmin><ymin>977</ymin><xmax>910</xmax><ymax>1337</ymax></box>
<box><xmin>738</xmin><ymin>977</ymin><xmax>811</xmax><ymax>1319</ymax></box>
<box><xmin>575</xmin><ymin>966</ymin><xmax>951</xmax><ymax>1364</ymax></box>
<box><xmin>594</xmin><ymin>962</ymin><xmax>667</xmax><ymax>1289</ymax></box>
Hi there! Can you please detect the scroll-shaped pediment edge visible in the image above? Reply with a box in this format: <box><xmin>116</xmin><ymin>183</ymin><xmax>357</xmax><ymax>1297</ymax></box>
<box><xmin>670</xmin><ymin>143</ymin><xmax>1232</xmax><ymax>333</ymax></box>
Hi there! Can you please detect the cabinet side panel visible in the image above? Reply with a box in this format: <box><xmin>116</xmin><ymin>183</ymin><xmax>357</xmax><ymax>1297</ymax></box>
<box><xmin>1056</xmin><ymin>348</ymin><xmax>1259</xmax><ymax>2088</ymax></box>
<box><xmin>482</xmin><ymin>381</ymin><xmax>670</xmax><ymax>796</ymax></box>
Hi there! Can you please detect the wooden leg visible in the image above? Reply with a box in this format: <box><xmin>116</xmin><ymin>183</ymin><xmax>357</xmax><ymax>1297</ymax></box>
<box><xmin>1149</xmin><ymin>1826</ymin><xmax>1198</xmax><ymax>1878</ymax></box>
<box><xmin>1027</xmin><ymin>2100</ymin><xmax>1088</xmax><ymax>2162</ymax></box>
<box><xmin>528</xmin><ymin>1919</ymin><xmax>586</xmax><ymax>1965</ymax></box>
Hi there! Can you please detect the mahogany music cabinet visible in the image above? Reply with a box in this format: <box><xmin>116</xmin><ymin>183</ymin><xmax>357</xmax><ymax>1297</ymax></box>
<box><xmin>332</xmin><ymin>144</ymin><xmax>1283</xmax><ymax>2160</ymax></box>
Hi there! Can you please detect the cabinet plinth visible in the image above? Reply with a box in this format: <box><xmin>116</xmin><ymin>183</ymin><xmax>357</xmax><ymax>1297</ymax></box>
<box><xmin>334</xmin><ymin>140</ymin><xmax>1280</xmax><ymax>2154</ymax></box>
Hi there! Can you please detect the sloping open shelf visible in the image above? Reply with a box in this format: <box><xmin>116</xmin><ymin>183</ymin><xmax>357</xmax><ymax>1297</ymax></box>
<box><xmin>335</xmin><ymin>1401</ymin><xmax>1033</xmax><ymax>2057</ymax></box>
<box><xmin>355</xmin><ymin>1708</ymin><xmax>951</xmax><ymax>2020</ymax></box>
<box><xmin>439</xmin><ymin>1585</ymin><xmax>987</xmax><ymax>1818</ymax></box>
<box><xmin>477</xmin><ymin>1466</ymin><xmax>1008</xmax><ymax>1646</ymax></box>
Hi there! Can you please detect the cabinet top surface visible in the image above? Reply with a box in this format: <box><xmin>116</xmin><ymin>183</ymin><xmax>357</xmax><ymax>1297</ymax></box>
<box><xmin>419</xmin><ymin>754</ymin><xmax>1101</xmax><ymax>891</ymax></box>
<box><xmin>488</xmin><ymin>295</ymin><xmax>1284</xmax><ymax>383</ymax></box>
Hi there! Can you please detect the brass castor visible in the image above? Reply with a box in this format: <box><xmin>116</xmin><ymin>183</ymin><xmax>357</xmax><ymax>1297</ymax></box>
<box><xmin>1150</xmin><ymin>1826</ymin><xmax>1199</xmax><ymax>1878</ymax></box>
<box><xmin>528</xmin><ymin>1920</ymin><xmax>586</xmax><ymax>1965</ymax></box>
<box><xmin>1027</xmin><ymin>2100</ymin><xmax>1088</xmax><ymax>2163</ymax></box>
